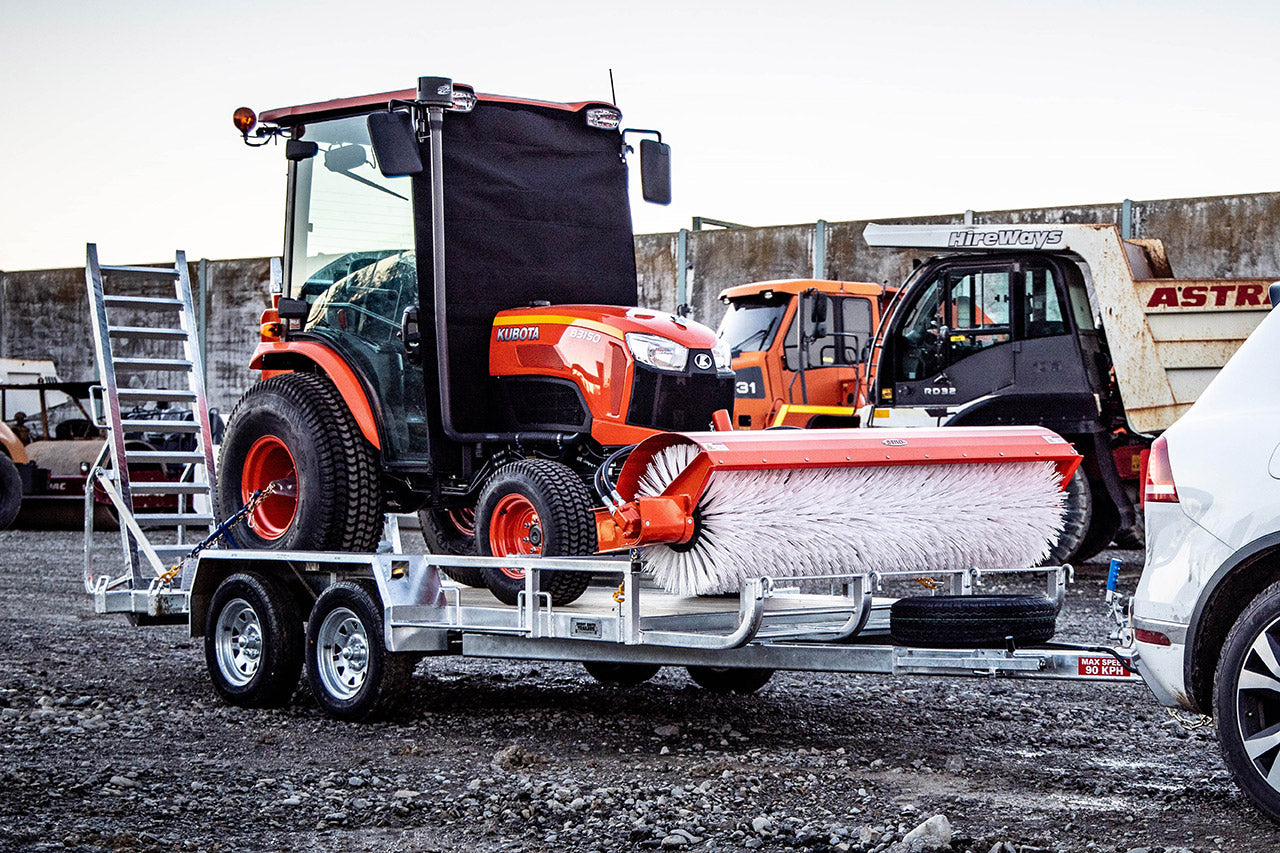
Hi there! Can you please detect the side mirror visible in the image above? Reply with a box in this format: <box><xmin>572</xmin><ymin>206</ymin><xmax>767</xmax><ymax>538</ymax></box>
<box><xmin>324</xmin><ymin>144</ymin><xmax>369</xmax><ymax>173</ymax></box>
<box><xmin>810</xmin><ymin>294</ymin><xmax>828</xmax><ymax>323</ymax></box>
<box><xmin>812</xmin><ymin>322</ymin><xmax>827</xmax><ymax>339</ymax></box>
<box><xmin>1270</xmin><ymin>281</ymin><xmax>1280</xmax><ymax>308</ymax></box>
<box><xmin>368</xmin><ymin>111</ymin><xmax>423</xmax><ymax>178</ymax></box>
<box><xmin>640</xmin><ymin>139</ymin><xmax>671</xmax><ymax>205</ymax></box>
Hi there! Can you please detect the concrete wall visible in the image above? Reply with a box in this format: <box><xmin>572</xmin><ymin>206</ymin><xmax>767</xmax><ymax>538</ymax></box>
<box><xmin>641</xmin><ymin>191</ymin><xmax>1280</xmax><ymax>328</ymax></box>
<box><xmin>4</xmin><ymin>191</ymin><xmax>1279</xmax><ymax>412</ymax></box>
<box><xmin>0</xmin><ymin>257</ymin><xmax>274</xmax><ymax>414</ymax></box>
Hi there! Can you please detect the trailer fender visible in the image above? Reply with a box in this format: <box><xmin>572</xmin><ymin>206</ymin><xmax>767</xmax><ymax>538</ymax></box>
<box><xmin>249</xmin><ymin>342</ymin><xmax>381</xmax><ymax>450</ymax></box>
<box><xmin>187</xmin><ymin>556</ymin><xmax>320</xmax><ymax>639</ymax></box>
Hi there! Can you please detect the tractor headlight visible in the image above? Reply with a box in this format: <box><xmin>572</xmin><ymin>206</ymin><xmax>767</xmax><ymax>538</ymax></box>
<box><xmin>712</xmin><ymin>337</ymin><xmax>731</xmax><ymax>371</ymax></box>
<box><xmin>626</xmin><ymin>333</ymin><xmax>688</xmax><ymax>372</ymax></box>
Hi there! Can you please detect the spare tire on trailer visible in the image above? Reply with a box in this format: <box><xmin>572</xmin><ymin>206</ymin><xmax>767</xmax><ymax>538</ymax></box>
<box><xmin>890</xmin><ymin>594</ymin><xmax>1058</xmax><ymax>648</ymax></box>
<box><xmin>218</xmin><ymin>372</ymin><xmax>384</xmax><ymax>552</ymax></box>
<box><xmin>475</xmin><ymin>459</ymin><xmax>596</xmax><ymax>606</ymax></box>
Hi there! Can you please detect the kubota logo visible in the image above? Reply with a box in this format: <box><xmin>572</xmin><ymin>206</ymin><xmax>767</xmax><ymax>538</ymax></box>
<box><xmin>693</xmin><ymin>353</ymin><xmax>713</xmax><ymax>370</ymax></box>
<box><xmin>496</xmin><ymin>326</ymin><xmax>539</xmax><ymax>341</ymax></box>
<box><xmin>1146</xmin><ymin>283</ymin><xmax>1267</xmax><ymax>309</ymax></box>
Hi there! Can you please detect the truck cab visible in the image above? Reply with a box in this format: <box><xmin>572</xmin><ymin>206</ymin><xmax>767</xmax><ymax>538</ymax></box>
<box><xmin>717</xmin><ymin>279</ymin><xmax>891</xmax><ymax>428</ymax></box>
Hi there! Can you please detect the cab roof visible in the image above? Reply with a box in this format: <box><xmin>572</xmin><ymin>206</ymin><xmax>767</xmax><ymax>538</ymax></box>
<box><xmin>261</xmin><ymin>86</ymin><xmax>613</xmax><ymax>127</ymax></box>
<box><xmin>719</xmin><ymin>278</ymin><xmax>887</xmax><ymax>300</ymax></box>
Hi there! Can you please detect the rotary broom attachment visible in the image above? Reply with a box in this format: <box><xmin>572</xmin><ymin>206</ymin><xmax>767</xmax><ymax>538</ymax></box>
<box><xmin>595</xmin><ymin>426</ymin><xmax>1081</xmax><ymax>596</ymax></box>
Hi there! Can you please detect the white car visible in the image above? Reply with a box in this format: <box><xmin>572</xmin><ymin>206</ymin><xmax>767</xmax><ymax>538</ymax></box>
<box><xmin>1134</xmin><ymin>294</ymin><xmax>1280</xmax><ymax>820</ymax></box>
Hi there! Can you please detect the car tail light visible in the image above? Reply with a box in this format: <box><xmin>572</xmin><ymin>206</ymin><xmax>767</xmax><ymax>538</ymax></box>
<box><xmin>1144</xmin><ymin>435</ymin><xmax>1179</xmax><ymax>504</ymax></box>
<box><xmin>1135</xmin><ymin>628</ymin><xmax>1172</xmax><ymax>646</ymax></box>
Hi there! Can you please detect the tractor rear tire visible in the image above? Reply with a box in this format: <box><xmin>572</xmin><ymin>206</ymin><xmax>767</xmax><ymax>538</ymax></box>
<box><xmin>0</xmin><ymin>454</ymin><xmax>21</xmax><ymax>530</ymax></box>
<box><xmin>476</xmin><ymin>459</ymin><xmax>595</xmax><ymax>606</ymax></box>
<box><xmin>218</xmin><ymin>373</ymin><xmax>383</xmax><ymax>552</ymax></box>
<box><xmin>419</xmin><ymin>506</ymin><xmax>485</xmax><ymax>587</ymax></box>
<box><xmin>890</xmin><ymin>594</ymin><xmax>1058</xmax><ymax>648</ymax></box>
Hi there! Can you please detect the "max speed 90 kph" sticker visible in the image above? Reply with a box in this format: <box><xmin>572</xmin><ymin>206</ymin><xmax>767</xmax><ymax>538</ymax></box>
<box><xmin>1078</xmin><ymin>657</ymin><xmax>1132</xmax><ymax>677</ymax></box>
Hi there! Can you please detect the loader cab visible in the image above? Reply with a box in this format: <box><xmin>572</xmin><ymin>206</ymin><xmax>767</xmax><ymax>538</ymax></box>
<box><xmin>876</xmin><ymin>253</ymin><xmax>1105</xmax><ymax>431</ymax></box>
<box><xmin>718</xmin><ymin>280</ymin><xmax>886</xmax><ymax>428</ymax></box>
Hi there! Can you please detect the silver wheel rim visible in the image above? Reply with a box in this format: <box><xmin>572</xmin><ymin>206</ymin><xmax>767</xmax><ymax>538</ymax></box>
<box><xmin>316</xmin><ymin>606</ymin><xmax>370</xmax><ymax>701</ymax></box>
<box><xmin>215</xmin><ymin>598</ymin><xmax>264</xmax><ymax>687</ymax></box>
<box><xmin>1236</xmin><ymin>615</ymin><xmax>1280</xmax><ymax>789</ymax></box>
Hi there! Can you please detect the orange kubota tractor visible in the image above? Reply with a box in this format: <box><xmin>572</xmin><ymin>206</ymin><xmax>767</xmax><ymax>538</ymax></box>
<box><xmin>228</xmin><ymin>76</ymin><xmax>733</xmax><ymax>606</ymax></box>
<box><xmin>717</xmin><ymin>279</ymin><xmax>894</xmax><ymax>428</ymax></box>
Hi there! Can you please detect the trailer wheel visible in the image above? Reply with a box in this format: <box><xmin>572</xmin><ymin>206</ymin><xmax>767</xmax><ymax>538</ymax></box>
<box><xmin>1043</xmin><ymin>466</ymin><xmax>1092</xmax><ymax>566</ymax></box>
<box><xmin>0</xmin><ymin>453</ymin><xmax>21</xmax><ymax>530</ymax></box>
<box><xmin>204</xmin><ymin>572</ymin><xmax>303</xmax><ymax>708</ymax></box>
<box><xmin>420</xmin><ymin>506</ymin><xmax>485</xmax><ymax>587</ymax></box>
<box><xmin>1214</xmin><ymin>580</ymin><xmax>1280</xmax><ymax>822</ymax></box>
<box><xmin>583</xmin><ymin>661</ymin><xmax>662</xmax><ymax>686</ymax></box>
<box><xmin>306</xmin><ymin>581</ymin><xmax>414</xmax><ymax>721</ymax></box>
<box><xmin>686</xmin><ymin>666</ymin><xmax>774</xmax><ymax>694</ymax></box>
<box><xmin>218</xmin><ymin>372</ymin><xmax>384</xmax><ymax>553</ymax></box>
<box><xmin>476</xmin><ymin>460</ymin><xmax>595</xmax><ymax>606</ymax></box>
<box><xmin>890</xmin><ymin>594</ymin><xmax>1057</xmax><ymax>648</ymax></box>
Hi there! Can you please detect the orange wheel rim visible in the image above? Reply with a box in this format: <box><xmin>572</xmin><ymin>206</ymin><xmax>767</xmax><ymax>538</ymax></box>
<box><xmin>241</xmin><ymin>435</ymin><xmax>297</xmax><ymax>539</ymax></box>
<box><xmin>488</xmin><ymin>494</ymin><xmax>541</xmax><ymax>578</ymax></box>
<box><xmin>448</xmin><ymin>507</ymin><xmax>476</xmax><ymax>537</ymax></box>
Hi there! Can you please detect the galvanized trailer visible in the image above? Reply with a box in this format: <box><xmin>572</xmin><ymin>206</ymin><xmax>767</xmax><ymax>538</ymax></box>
<box><xmin>80</xmin><ymin>243</ymin><xmax>1144</xmax><ymax>721</ymax></box>
<box><xmin>85</xmin><ymin>513</ymin><xmax>1144</xmax><ymax>720</ymax></box>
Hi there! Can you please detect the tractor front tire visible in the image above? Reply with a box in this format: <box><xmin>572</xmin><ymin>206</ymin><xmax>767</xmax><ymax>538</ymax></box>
<box><xmin>475</xmin><ymin>459</ymin><xmax>595</xmax><ymax>606</ymax></box>
<box><xmin>218</xmin><ymin>372</ymin><xmax>383</xmax><ymax>552</ymax></box>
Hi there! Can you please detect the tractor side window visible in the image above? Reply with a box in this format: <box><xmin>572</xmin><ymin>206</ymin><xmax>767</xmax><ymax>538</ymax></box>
<box><xmin>1021</xmin><ymin>267</ymin><xmax>1067</xmax><ymax>339</ymax></box>
<box><xmin>288</xmin><ymin>114</ymin><xmax>414</xmax><ymax>300</ymax></box>
<box><xmin>306</xmin><ymin>252</ymin><xmax>417</xmax><ymax>346</ymax></box>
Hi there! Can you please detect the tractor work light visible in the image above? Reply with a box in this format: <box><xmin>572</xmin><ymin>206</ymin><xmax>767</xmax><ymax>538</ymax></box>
<box><xmin>233</xmin><ymin>107</ymin><xmax>257</xmax><ymax>135</ymax></box>
<box><xmin>450</xmin><ymin>85</ymin><xmax>477</xmax><ymax>112</ymax></box>
<box><xmin>586</xmin><ymin>107</ymin><xmax>622</xmax><ymax>130</ymax></box>
<box><xmin>627</xmin><ymin>332</ymin><xmax>688</xmax><ymax>372</ymax></box>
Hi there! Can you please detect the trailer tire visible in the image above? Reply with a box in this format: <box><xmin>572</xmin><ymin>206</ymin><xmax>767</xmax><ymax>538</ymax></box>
<box><xmin>1213</xmin><ymin>579</ymin><xmax>1280</xmax><ymax>822</ymax></box>
<box><xmin>204</xmin><ymin>572</ymin><xmax>303</xmax><ymax>708</ymax></box>
<box><xmin>476</xmin><ymin>459</ymin><xmax>595</xmax><ymax>606</ymax></box>
<box><xmin>218</xmin><ymin>373</ymin><xmax>384</xmax><ymax>553</ymax></box>
<box><xmin>0</xmin><ymin>453</ymin><xmax>21</xmax><ymax>530</ymax></box>
<box><xmin>686</xmin><ymin>666</ymin><xmax>774</xmax><ymax>694</ymax></box>
<box><xmin>583</xmin><ymin>661</ymin><xmax>662</xmax><ymax>686</ymax></box>
<box><xmin>419</xmin><ymin>506</ymin><xmax>485</xmax><ymax>587</ymax></box>
<box><xmin>1043</xmin><ymin>466</ymin><xmax>1092</xmax><ymax>566</ymax></box>
<box><xmin>890</xmin><ymin>594</ymin><xmax>1057</xmax><ymax>648</ymax></box>
<box><xmin>306</xmin><ymin>581</ymin><xmax>414</xmax><ymax>722</ymax></box>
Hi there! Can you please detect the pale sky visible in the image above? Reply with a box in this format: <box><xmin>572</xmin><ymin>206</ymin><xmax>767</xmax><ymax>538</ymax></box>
<box><xmin>2</xmin><ymin>0</ymin><xmax>1276</xmax><ymax>270</ymax></box>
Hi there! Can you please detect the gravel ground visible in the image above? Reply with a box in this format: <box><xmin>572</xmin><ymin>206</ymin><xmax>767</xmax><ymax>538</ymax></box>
<box><xmin>2</xmin><ymin>528</ymin><xmax>1279</xmax><ymax>853</ymax></box>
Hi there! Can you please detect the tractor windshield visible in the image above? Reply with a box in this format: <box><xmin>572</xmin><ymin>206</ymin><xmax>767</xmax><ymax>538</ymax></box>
<box><xmin>288</xmin><ymin>114</ymin><xmax>414</xmax><ymax>302</ymax></box>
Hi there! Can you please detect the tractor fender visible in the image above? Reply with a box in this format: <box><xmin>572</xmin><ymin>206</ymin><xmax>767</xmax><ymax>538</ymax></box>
<box><xmin>248</xmin><ymin>341</ymin><xmax>381</xmax><ymax>450</ymax></box>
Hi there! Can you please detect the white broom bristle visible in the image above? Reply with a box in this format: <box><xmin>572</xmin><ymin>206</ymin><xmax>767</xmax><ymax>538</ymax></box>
<box><xmin>635</xmin><ymin>444</ymin><xmax>1066</xmax><ymax>596</ymax></box>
